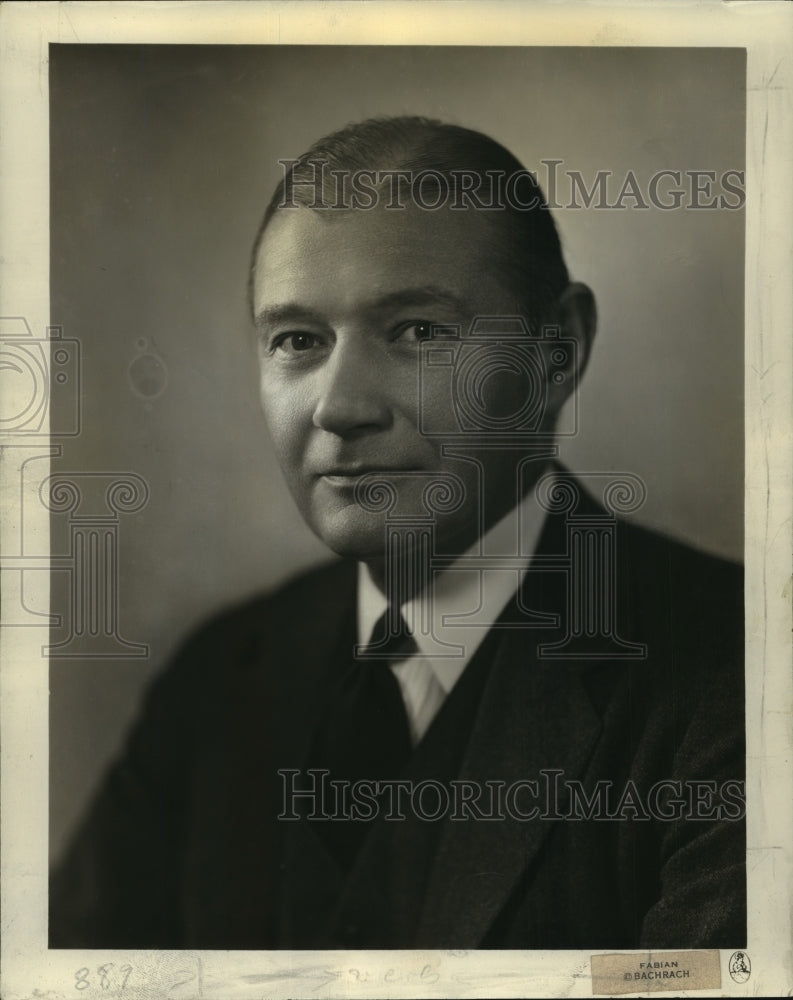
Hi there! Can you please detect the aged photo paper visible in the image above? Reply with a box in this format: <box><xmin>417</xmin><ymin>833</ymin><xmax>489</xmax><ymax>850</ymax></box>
<box><xmin>1</xmin><ymin>1</ymin><xmax>792</xmax><ymax>997</ymax></box>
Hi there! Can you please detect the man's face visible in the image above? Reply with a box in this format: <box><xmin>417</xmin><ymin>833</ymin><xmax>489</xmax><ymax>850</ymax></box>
<box><xmin>252</xmin><ymin>202</ymin><xmax>554</xmax><ymax>562</ymax></box>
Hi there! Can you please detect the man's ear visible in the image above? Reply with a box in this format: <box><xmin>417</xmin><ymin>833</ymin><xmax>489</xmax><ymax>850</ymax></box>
<box><xmin>545</xmin><ymin>281</ymin><xmax>597</xmax><ymax>414</ymax></box>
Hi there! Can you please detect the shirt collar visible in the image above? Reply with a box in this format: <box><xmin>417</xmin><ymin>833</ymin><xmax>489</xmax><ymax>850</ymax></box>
<box><xmin>357</xmin><ymin>473</ymin><xmax>550</xmax><ymax>693</ymax></box>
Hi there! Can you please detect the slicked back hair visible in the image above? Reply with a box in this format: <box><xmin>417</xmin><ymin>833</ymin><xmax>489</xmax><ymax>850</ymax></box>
<box><xmin>250</xmin><ymin>116</ymin><xmax>570</xmax><ymax>332</ymax></box>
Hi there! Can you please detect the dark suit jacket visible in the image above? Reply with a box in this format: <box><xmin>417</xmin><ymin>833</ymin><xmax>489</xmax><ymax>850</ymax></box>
<box><xmin>50</xmin><ymin>482</ymin><xmax>745</xmax><ymax>950</ymax></box>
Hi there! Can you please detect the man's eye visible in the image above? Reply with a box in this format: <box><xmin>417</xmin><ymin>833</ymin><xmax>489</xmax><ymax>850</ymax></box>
<box><xmin>272</xmin><ymin>332</ymin><xmax>321</xmax><ymax>354</ymax></box>
<box><xmin>396</xmin><ymin>321</ymin><xmax>435</xmax><ymax>343</ymax></box>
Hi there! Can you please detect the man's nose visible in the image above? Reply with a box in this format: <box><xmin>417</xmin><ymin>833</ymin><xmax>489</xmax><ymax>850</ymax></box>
<box><xmin>312</xmin><ymin>341</ymin><xmax>393</xmax><ymax>437</ymax></box>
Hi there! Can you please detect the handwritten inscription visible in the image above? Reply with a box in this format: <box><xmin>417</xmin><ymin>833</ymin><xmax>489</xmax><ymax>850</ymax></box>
<box><xmin>74</xmin><ymin>965</ymin><xmax>133</xmax><ymax>993</ymax></box>
<box><xmin>71</xmin><ymin>956</ymin><xmax>201</xmax><ymax>998</ymax></box>
<box><xmin>349</xmin><ymin>963</ymin><xmax>440</xmax><ymax>986</ymax></box>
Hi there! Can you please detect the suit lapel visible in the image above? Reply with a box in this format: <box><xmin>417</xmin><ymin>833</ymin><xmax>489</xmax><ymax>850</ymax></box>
<box><xmin>417</xmin><ymin>509</ymin><xmax>604</xmax><ymax>947</ymax></box>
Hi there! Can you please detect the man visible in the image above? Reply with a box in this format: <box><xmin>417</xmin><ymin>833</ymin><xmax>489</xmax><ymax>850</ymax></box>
<box><xmin>50</xmin><ymin>117</ymin><xmax>745</xmax><ymax>949</ymax></box>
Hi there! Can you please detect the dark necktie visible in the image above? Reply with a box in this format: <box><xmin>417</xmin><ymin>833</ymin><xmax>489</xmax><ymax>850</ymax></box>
<box><xmin>305</xmin><ymin>611</ymin><xmax>417</xmax><ymax>866</ymax></box>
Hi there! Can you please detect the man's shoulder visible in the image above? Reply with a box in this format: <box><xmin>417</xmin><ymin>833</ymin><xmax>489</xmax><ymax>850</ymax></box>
<box><xmin>553</xmin><ymin>467</ymin><xmax>742</xmax><ymax>596</ymax></box>
<box><xmin>553</xmin><ymin>472</ymin><xmax>743</xmax><ymax>678</ymax></box>
<box><xmin>157</xmin><ymin>558</ymin><xmax>356</xmax><ymax>689</ymax></box>
<box><xmin>616</xmin><ymin>515</ymin><xmax>743</xmax><ymax>621</ymax></box>
<box><xmin>618</xmin><ymin>515</ymin><xmax>742</xmax><ymax>587</ymax></box>
<box><xmin>612</xmin><ymin>517</ymin><xmax>744</xmax><ymax>697</ymax></box>
<box><xmin>185</xmin><ymin>557</ymin><xmax>355</xmax><ymax>648</ymax></box>
<box><xmin>102</xmin><ymin>560</ymin><xmax>357</xmax><ymax>773</ymax></box>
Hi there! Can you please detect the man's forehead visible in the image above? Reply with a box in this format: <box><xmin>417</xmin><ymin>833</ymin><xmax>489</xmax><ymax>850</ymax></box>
<box><xmin>253</xmin><ymin>284</ymin><xmax>473</xmax><ymax>330</ymax></box>
<box><xmin>252</xmin><ymin>203</ymin><xmax>505</xmax><ymax>311</ymax></box>
<box><xmin>256</xmin><ymin>201</ymin><xmax>497</xmax><ymax>262</ymax></box>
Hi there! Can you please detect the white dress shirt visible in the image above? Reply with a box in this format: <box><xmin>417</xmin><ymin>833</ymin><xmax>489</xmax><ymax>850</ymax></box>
<box><xmin>357</xmin><ymin>480</ymin><xmax>550</xmax><ymax>745</ymax></box>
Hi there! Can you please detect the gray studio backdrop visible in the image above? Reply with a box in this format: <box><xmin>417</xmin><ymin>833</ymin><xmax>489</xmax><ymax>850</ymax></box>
<box><xmin>49</xmin><ymin>45</ymin><xmax>745</xmax><ymax>863</ymax></box>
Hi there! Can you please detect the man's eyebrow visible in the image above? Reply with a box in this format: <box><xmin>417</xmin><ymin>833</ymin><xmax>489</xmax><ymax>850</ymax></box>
<box><xmin>367</xmin><ymin>286</ymin><xmax>470</xmax><ymax>313</ymax></box>
<box><xmin>254</xmin><ymin>304</ymin><xmax>325</xmax><ymax>329</ymax></box>
<box><xmin>254</xmin><ymin>286</ymin><xmax>469</xmax><ymax>328</ymax></box>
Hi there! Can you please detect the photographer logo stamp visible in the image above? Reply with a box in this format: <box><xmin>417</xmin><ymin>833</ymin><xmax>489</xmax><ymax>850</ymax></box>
<box><xmin>728</xmin><ymin>951</ymin><xmax>751</xmax><ymax>984</ymax></box>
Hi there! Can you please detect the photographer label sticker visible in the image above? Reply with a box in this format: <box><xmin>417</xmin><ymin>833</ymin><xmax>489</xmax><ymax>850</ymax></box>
<box><xmin>590</xmin><ymin>950</ymin><xmax>721</xmax><ymax>994</ymax></box>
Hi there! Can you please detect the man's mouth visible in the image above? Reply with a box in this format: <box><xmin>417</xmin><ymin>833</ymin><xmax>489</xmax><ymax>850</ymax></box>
<box><xmin>317</xmin><ymin>466</ymin><xmax>423</xmax><ymax>486</ymax></box>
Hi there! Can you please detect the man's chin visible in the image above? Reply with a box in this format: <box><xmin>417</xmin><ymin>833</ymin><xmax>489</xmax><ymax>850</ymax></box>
<box><xmin>308</xmin><ymin>508</ymin><xmax>390</xmax><ymax>563</ymax></box>
<box><xmin>307</xmin><ymin>506</ymin><xmax>478</xmax><ymax>568</ymax></box>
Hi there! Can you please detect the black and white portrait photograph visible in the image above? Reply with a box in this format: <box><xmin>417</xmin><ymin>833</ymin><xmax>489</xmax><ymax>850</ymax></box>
<box><xmin>1</xmin><ymin>3</ymin><xmax>791</xmax><ymax>998</ymax></box>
